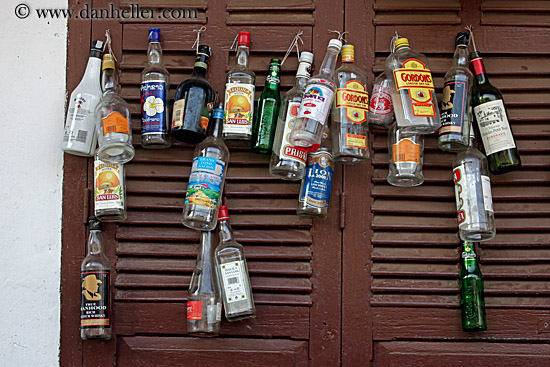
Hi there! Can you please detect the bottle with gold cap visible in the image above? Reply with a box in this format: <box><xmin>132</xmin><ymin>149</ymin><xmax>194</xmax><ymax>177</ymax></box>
<box><xmin>332</xmin><ymin>44</ymin><xmax>370</xmax><ymax>164</ymax></box>
<box><xmin>385</xmin><ymin>37</ymin><xmax>440</xmax><ymax>135</ymax></box>
<box><xmin>95</xmin><ymin>53</ymin><xmax>135</xmax><ymax>164</ymax></box>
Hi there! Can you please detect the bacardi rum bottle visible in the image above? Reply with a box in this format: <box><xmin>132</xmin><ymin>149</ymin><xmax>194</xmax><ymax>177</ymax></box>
<box><xmin>387</xmin><ymin>122</ymin><xmax>424</xmax><ymax>187</ymax></box>
<box><xmin>94</xmin><ymin>152</ymin><xmax>127</xmax><ymax>222</ymax></box>
<box><xmin>460</xmin><ymin>241</ymin><xmax>487</xmax><ymax>332</ymax></box>
<box><xmin>368</xmin><ymin>72</ymin><xmax>394</xmax><ymax>129</ymax></box>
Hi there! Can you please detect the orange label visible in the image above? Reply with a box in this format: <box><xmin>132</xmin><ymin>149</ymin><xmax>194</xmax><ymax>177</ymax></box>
<box><xmin>102</xmin><ymin>111</ymin><xmax>130</xmax><ymax>135</ymax></box>
<box><xmin>392</xmin><ymin>138</ymin><xmax>420</xmax><ymax>163</ymax></box>
<box><xmin>335</xmin><ymin>80</ymin><xmax>369</xmax><ymax>124</ymax></box>
<box><xmin>187</xmin><ymin>301</ymin><xmax>202</xmax><ymax>320</ymax></box>
<box><xmin>345</xmin><ymin>133</ymin><xmax>367</xmax><ymax>149</ymax></box>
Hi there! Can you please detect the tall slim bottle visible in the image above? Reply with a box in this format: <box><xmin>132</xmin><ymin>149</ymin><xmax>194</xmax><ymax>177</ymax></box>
<box><xmin>290</xmin><ymin>39</ymin><xmax>342</xmax><ymax>150</ymax></box>
<box><xmin>438</xmin><ymin>32</ymin><xmax>473</xmax><ymax>152</ymax></box>
<box><xmin>368</xmin><ymin>72</ymin><xmax>394</xmax><ymax>129</ymax></box>
<box><xmin>187</xmin><ymin>231</ymin><xmax>222</xmax><ymax>337</ymax></box>
<box><xmin>81</xmin><ymin>217</ymin><xmax>111</xmax><ymax>340</ymax></box>
<box><xmin>62</xmin><ymin>40</ymin><xmax>104</xmax><ymax>156</ymax></box>
<box><xmin>94</xmin><ymin>152</ymin><xmax>127</xmax><ymax>222</ymax></box>
<box><xmin>223</xmin><ymin>31</ymin><xmax>256</xmax><ymax>144</ymax></box>
<box><xmin>215</xmin><ymin>205</ymin><xmax>256</xmax><ymax>321</ymax></box>
<box><xmin>141</xmin><ymin>28</ymin><xmax>171</xmax><ymax>149</ymax></box>
<box><xmin>332</xmin><ymin>44</ymin><xmax>370</xmax><ymax>164</ymax></box>
<box><xmin>270</xmin><ymin>52</ymin><xmax>314</xmax><ymax>180</ymax></box>
<box><xmin>251</xmin><ymin>58</ymin><xmax>282</xmax><ymax>154</ymax></box>
<box><xmin>387</xmin><ymin>122</ymin><xmax>424</xmax><ymax>187</ymax></box>
<box><xmin>182</xmin><ymin>104</ymin><xmax>229</xmax><ymax>231</ymax></box>
<box><xmin>460</xmin><ymin>241</ymin><xmax>487</xmax><ymax>332</ymax></box>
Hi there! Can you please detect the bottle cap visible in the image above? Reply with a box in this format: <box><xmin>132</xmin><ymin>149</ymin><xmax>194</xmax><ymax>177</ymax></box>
<box><xmin>456</xmin><ymin>32</ymin><xmax>469</xmax><ymax>46</ymax></box>
<box><xmin>395</xmin><ymin>38</ymin><xmax>409</xmax><ymax>49</ymax></box>
<box><xmin>197</xmin><ymin>44</ymin><xmax>211</xmax><ymax>57</ymax></box>
<box><xmin>342</xmin><ymin>44</ymin><xmax>355</xmax><ymax>62</ymax></box>
<box><xmin>88</xmin><ymin>216</ymin><xmax>102</xmax><ymax>230</ymax></box>
<box><xmin>238</xmin><ymin>31</ymin><xmax>251</xmax><ymax>47</ymax></box>
<box><xmin>328</xmin><ymin>39</ymin><xmax>343</xmax><ymax>51</ymax></box>
<box><xmin>148</xmin><ymin>27</ymin><xmax>161</xmax><ymax>43</ymax></box>
<box><xmin>299</xmin><ymin>51</ymin><xmax>314</xmax><ymax>64</ymax></box>
<box><xmin>270</xmin><ymin>58</ymin><xmax>281</xmax><ymax>65</ymax></box>
<box><xmin>102</xmin><ymin>54</ymin><xmax>115</xmax><ymax>70</ymax></box>
<box><xmin>91</xmin><ymin>40</ymin><xmax>104</xmax><ymax>52</ymax></box>
<box><xmin>218</xmin><ymin>205</ymin><xmax>229</xmax><ymax>221</ymax></box>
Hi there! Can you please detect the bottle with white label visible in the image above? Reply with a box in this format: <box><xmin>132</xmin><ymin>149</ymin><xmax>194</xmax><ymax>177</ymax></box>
<box><xmin>290</xmin><ymin>38</ymin><xmax>342</xmax><ymax>150</ymax></box>
<box><xmin>94</xmin><ymin>152</ymin><xmax>126</xmax><ymax>222</ymax></box>
<box><xmin>62</xmin><ymin>40</ymin><xmax>103</xmax><ymax>156</ymax></box>
<box><xmin>269</xmin><ymin>51</ymin><xmax>314</xmax><ymax>180</ymax></box>
<box><xmin>182</xmin><ymin>104</ymin><xmax>229</xmax><ymax>231</ymax></box>
<box><xmin>387</xmin><ymin>122</ymin><xmax>424</xmax><ymax>187</ymax></box>
<box><xmin>214</xmin><ymin>205</ymin><xmax>256</xmax><ymax>322</ymax></box>
<box><xmin>453</xmin><ymin>127</ymin><xmax>495</xmax><ymax>241</ymax></box>
<box><xmin>187</xmin><ymin>231</ymin><xmax>222</xmax><ymax>337</ymax></box>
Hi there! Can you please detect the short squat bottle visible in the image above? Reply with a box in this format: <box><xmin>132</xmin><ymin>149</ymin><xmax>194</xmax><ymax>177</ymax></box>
<box><xmin>94</xmin><ymin>152</ymin><xmax>127</xmax><ymax>222</ymax></box>
<box><xmin>81</xmin><ymin>217</ymin><xmax>112</xmax><ymax>340</ymax></box>
<box><xmin>460</xmin><ymin>241</ymin><xmax>487</xmax><ymax>332</ymax></box>
<box><xmin>368</xmin><ymin>72</ymin><xmax>394</xmax><ymax>129</ymax></box>
<box><xmin>387</xmin><ymin>122</ymin><xmax>424</xmax><ymax>187</ymax></box>
<box><xmin>187</xmin><ymin>231</ymin><xmax>222</xmax><ymax>337</ymax></box>
<box><xmin>215</xmin><ymin>205</ymin><xmax>256</xmax><ymax>321</ymax></box>
<box><xmin>182</xmin><ymin>104</ymin><xmax>229</xmax><ymax>231</ymax></box>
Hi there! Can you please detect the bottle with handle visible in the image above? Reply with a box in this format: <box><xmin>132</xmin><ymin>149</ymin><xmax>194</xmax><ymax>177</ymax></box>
<box><xmin>459</xmin><ymin>241</ymin><xmax>487</xmax><ymax>332</ymax></box>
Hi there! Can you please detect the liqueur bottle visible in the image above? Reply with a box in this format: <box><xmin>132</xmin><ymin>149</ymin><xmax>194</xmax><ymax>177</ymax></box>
<box><xmin>94</xmin><ymin>152</ymin><xmax>127</xmax><ymax>222</ymax></box>
<box><xmin>270</xmin><ymin>51</ymin><xmax>314</xmax><ymax>180</ymax></box>
<box><xmin>453</xmin><ymin>128</ymin><xmax>495</xmax><ymax>242</ymax></box>
<box><xmin>438</xmin><ymin>32</ymin><xmax>473</xmax><ymax>152</ymax></box>
<box><xmin>223</xmin><ymin>31</ymin><xmax>256</xmax><ymax>144</ymax></box>
<box><xmin>470</xmin><ymin>51</ymin><xmax>521</xmax><ymax>174</ymax></box>
<box><xmin>332</xmin><ymin>44</ymin><xmax>370</xmax><ymax>164</ymax></box>
<box><xmin>141</xmin><ymin>28</ymin><xmax>171</xmax><ymax>149</ymax></box>
<box><xmin>290</xmin><ymin>38</ymin><xmax>342</xmax><ymax>150</ymax></box>
<box><xmin>95</xmin><ymin>54</ymin><xmax>135</xmax><ymax>164</ymax></box>
<box><xmin>297</xmin><ymin>129</ymin><xmax>334</xmax><ymax>218</ymax></box>
<box><xmin>187</xmin><ymin>231</ymin><xmax>222</xmax><ymax>336</ymax></box>
<box><xmin>368</xmin><ymin>72</ymin><xmax>394</xmax><ymax>129</ymax></box>
<box><xmin>214</xmin><ymin>205</ymin><xmax>256</xmax><ymax>321</ymax></box>
<box><xmin>385</xmin><ymin>37</ymin><xmax>440</xmax><ymax>134</ymax></box>
<box><xmin>81</xmin><ymin>217</ymin><xmax>111</xmax><ymax>340</ymax></box>
<box><xmin>251</xmin><ymin>58</ymin><xmax>282</xmax><ymax>154</ymax></box>
<box><xmin>172</xmin><ymin>45</ymin><xmax>215</xmax><ymax>144</ymax></box>
<box><xmin>387</xmin><ymin>122</ymin><xmax>424</xmax><ymax>187</ymax></box>
<box><xmin>460</xmin><ymin>241</ymin><xmax>487</xmax><ymax>332</ymax></box>
<box><xmin>62</xmin><ymin>40</ymin><xmax>104</xmax><ymax>156</ymax></box>
<box><xmin>182</xmin><ymin>104</ymin><xmax>229</xmax><ymax>231</ymax></box>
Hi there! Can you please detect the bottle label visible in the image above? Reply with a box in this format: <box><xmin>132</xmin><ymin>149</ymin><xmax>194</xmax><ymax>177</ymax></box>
<box><xmin>224</xmin><ymin>83</ymin><xmax>255</xmax><ymax>135</ymax></box>
<box><xmin>462</xmin><ymin>242</ymin><xmax>477</xmax><ymax>267</ymax></box>
<box><xmin>186</xmin><ymin>301</ymin><xmax>202</xmax><ymax>320</ymax></box>
<box><xmin>219</xmin><ymin>260</ymin><xmax>248</xmax><ymax>304</ymax></box>
<box><xmin>141</xmin><ymin>80</ymin><xmax>167</xmax><ymax>135</ymax></box>
<box><xmin>171</xmin><ymin>99</ymin><xmax>186</xmax><ymax>129</ymax></box>
<box><xmin>392</xmin><ymin>138</ymin><xmax>420</xmax><ymax>163</ymax></box>
<box><xmin>439</xmin><ymin>80</ymin><xmax>467</xmax><ymax>136</ymax></box>
<box><xmin>275</xmin><ymin>102</ymin><xmax>308</xmax><ymax>163</ymax></box>
<box><xmin>80</xmin><ymin>270</ymin><xmax>110</xmax><ymax>328</ymax></box>
<box><xmin>207</xmin><ymin>303</ymin><xmax>222</xmax><ymax>323</ymax></box>
<box><xmin>393</xmin><ymin>58</ymin><xmax>436</xmax><ymax>117</ymax></box>
<box><xmin>335</xmin><ymin>80</ymin><xmax>369</xmax><ymax>124</ymax></box>
<box><xmin>369</xmin><ymin>85</ymin><xmax>393</xmax><ymax>116</ymax></box>
<box><xmin>345</xmin><ymin>133</ymin><xmax>367</xmax><ymax>149</ymax></box>
<box><xmin>94</xmin><ymin>160</ymin><xmax>124</xmax><ymax>211</ymax></box>
<box><xmin>102</xmin><ymin>111</ymin><xmax>130</xmax><ymax>136</ymax></box>
<box><xmin>481</xmin><ymin>175</ymin><xmax>494</xmax><ymax>213</ymax></box>
<box><xmin>473</xmin><ymin>100</ymin><xmax>516</xmax><ymax>156</ymax></box>
<box><xmin>185</xmin><ymin>157</ymin><xmax>225</xmax><ymax>209</ymax></box>
<box><xmin>299</xmin><ymin>150</ymin><xmax>334</xmax><ymax>209</ymax></box>
<box><xmin>63</xmin><ymin>92</ymin><xmax>98</xmax><ymax>149</ymax></box>
<box><xmin>297</xmin><ymin>83</ymin><xmax>334</xmax><ymax>125</ymax></box>
<box><xmin>454</xmin><ymin>165</ymin><xmax>493</xmax><ymax>227</ymax></box>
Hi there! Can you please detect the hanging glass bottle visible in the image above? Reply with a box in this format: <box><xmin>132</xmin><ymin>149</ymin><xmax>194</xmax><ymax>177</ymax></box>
<box><xmin>368</xmin><ymin>72</ymin><xmax>394</xmax><ymax>129</ymax></box>
<box><xmin>387</xmin><ymin>122</ymin><xmax>424</xmax><ymax>187</ymax></box>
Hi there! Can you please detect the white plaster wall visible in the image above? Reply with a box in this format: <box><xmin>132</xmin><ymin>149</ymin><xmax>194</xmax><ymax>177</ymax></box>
<box><xmin>0</xmin><ymin>1</ymin><xmax>67</xmax><ymax>365</ymax></box>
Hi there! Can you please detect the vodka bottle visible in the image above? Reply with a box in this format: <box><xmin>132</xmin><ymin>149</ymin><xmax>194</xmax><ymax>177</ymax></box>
<box><xmin>62</xmin><ymin>40</ymin><xmax>103</xmax><ymax>156</ymax></box>
<box><xmin>368</xmin><ymin>72</ymin><xmax>394</xmax><ymax>129</ymax></box>
<box><xmin>94</xmin><ymin>152</ymin><xmax>127</xmax><ymax>222</ymax></box>
<box><xmin>460</xmin><ymin>241</ymin><xmax>487</xmax><ymax>331</ymax></box>
<box><xmin>269</xmin><ymin>51</ymin><xmax>314</xmax><ymax>180</ymax></box>
<box><xmin>387</xmin><ymin>122</ymin><xmax>424</xmax><ymax>187</ymax></box>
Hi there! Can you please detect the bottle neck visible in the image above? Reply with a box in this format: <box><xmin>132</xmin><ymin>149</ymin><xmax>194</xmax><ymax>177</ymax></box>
<box><xmin>319</xmin><ymin>46</ymin><xmax>340</xmax><ymax>76</ymax></box>
<box><xmin>454</xmin><ymin>44</ymin><xmax>469</xmax><ymax>68</ymax></box>
<box><xmin>197</xmin><ymin>231</ymin><xmax>214</xmax><ymax>270</ymax></box>
<box><xmin>147</xmin><ymin>42</ymin><xmax>163</xmax><ymax>65</ymax></box>
<box><xmin>208</xmin><ymin>110</ymin><xmax>224</xmax><ymax>139</ymax></box>
<box><xmin>471</xmin><ymin>55</ymin><xmax>488</xmax><ymax>84</ymax></box>
<box><xmin>84</xmin><ymin>56</ymin><xmax>102</xmax><ymax>83</ymax></box>
<box><xmin>236</xmin><ymin>45</ymin><xmax>250</xmax><ymax>68</ymax></box>
<box><xmin>295</xmin><ymin>61</ymin><xmax>311</xmax><ymax>89</ymax></box>
<box><xmin>102</xmin><ymin>68</ymin><xmax>118</xmax><ymax>95</ymax></box>
<box><xmin>218</xmin><ymin>220</ymin><xmax>234</xmax><ymax>243</ymax></box>
<box><xmin>462</xmin><ymin>243</ymin><xmax>477</xmax><ymax>271</ymax></box>
<box><xmin>87</xmin><ymin>230</ymin><xmax>104</xmax><ymax>255</ymax></box>
<box><xmin>192</xmin><ymin>53</ymin><xmax>209</xmax><ymax>77</ymax></box>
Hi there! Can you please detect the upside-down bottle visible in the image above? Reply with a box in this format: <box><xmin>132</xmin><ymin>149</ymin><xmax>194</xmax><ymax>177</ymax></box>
<box><xmin>387</xmin><ymin>122</ymin><xmax>424</xmax><ymax>187</ymax></box>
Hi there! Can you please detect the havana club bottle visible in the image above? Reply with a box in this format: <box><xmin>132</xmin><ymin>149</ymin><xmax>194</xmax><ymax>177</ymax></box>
<box><xmin>460</xmin><ymin>241</ymin><xmax>487</xmax><ymax>332</ymax></box>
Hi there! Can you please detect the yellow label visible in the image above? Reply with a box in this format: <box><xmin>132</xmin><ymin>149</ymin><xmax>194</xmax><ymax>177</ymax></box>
<box><xmin>393</xmin><ymin>58</ymin><xmax>436</xmax><ymax>117</ymax></box>
<box><xmin>345</xmin><ymin>133</ymin><xmax>367</xmax><ymax>149</ymax></box>
<box><xmin>393</xmin><ymin>138</ymin><xmax>420</xmax><ymax>163</ymax></box>
<box><xmin>335</xmin><ymin>80</ymin><xmax>369</xmax><ymax>124</ymax></box>
<box><xmin>412</xmin><ymin>103</ymin><xmax>436</xmax><ymax>117</ymax></box>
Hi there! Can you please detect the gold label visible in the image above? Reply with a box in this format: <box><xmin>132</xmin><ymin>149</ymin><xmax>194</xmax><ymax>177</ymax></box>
<box><xmin>393</xmin><ymin>138</ymin><xmax>420</xmax><ymax>163</ymax></box>
<box><xmin>335</xmin><ymin>80</ymin><xmax>369</xmax><ymax>124</ymax></box>
<box><xmin>345</xmin><ymin>133</ymin><xmax>367</xmax><ymax>149</ymax></box>
<box><xmin>393</xmin><ymin>58</ymin><xmax>436</xmax><ymax>117</ymax></box>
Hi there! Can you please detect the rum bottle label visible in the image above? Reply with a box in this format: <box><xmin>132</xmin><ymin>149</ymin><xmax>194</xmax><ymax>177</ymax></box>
<box><xmin>439</xmin><ymin>80</ymin><xmax>467</xmax><ymax>136</ymax></box>
<box><xmin>224</xmin><ymin>83</ymin><xmax>255</xmax><ymax>135</ymax></box>
<box><xmin>393</xmin><ymin>58</ymin><xmax>436</xmax><ymax>117</ymax></box>
<box><xmin>274</xmin><ymin>102</ymin><xmax>308</xmax><ymax>163</ymax></box>
<box><xmin>94</xmin><ymin>160</ymin><xmax>124</xmax><ymax>211</ymax></box>
<box><xmin>473</xmin><ymin>100</ymin><xmax>516</xmax><ymax>155</ymax></box>
<box><xmin>185</xmin><ymin>157</ymin><xmax>225</xmax><ymax>209</ymax></box>
<box><xmin>80</xmin><ymin>271</ymin><xmax>110</xmax><ymax>328</ymax></box>
<box><xmin>141</xmin><ymin>80</ymin><xmax>167</xmax><ymax>135</ymax></box>
<box><xmin>299</xmin><ymin>151</ymin><xmax>334</xmax><ymax>209</ymax></box>
<box><xmin>335</xmin><ymin>80</ymin><xmax>369</xmax><ymax>124</ymax></box>
<box><xmin>298</xmin><ymin>83</ymin><xmax>334</xmax><ymax>124</ymax></box>
<box><xmin>219</xmin><ymin>260</ymin><xmax>248</xmax><ymax>303</ymax></box>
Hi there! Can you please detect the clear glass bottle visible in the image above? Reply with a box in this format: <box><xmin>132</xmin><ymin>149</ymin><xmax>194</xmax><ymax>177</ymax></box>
<box><xmin>223</xmin><ymin>31</ymin><xmax>256</xmax><ymax>145</ymax></box>
<box><xmin>269</xmin><ymin>51</ymin><xmax>314</xmax><ymax>180</ymax></box>
<box><xmin>182</xmin><ymin>104</ymin><xmax>229</xmax><ymax>231</ymax></box>
<box><xmin>187</xmin><ymin>231</ymin><xmax>222</xmax><ymax>336</ymax></box>
<box><xmin>438</xmin><ymin>32</ymin><xmax>473</xmax><ymax>152</ymax></box>
<box><xmin>387</xmin><ymin>122</ymin><xmax>424</xmax><ymax>187</ymax></box>
<box><xmin>62</xmin><ymin>40</ymin><xmax>104</xmax><ymax>156</ymax></box>
<box><xmin>368</xmin><ymin>72</ymin><xmax>394</xmax><ymax>129</ymax></box>
<box><xmin>332</xmin><ymin>44</ymin><xmax>370</xmax><ymax>164</ymax></box>
<box><xmin>385</xmin><ymin>37</ymin><xmax>440</xmax><ymax>134</ymax></box>
<box><xmin>172</xmin><ymin>45</ymin><xmax>215</xmax><ymax>144</ymax></box>
<box><xmin>141</xmin><ymin>28</ymin><xmax>171</xmax><ymax>149</ymax></box>
<box><xmin>94</xmin><ymin>152</ymin><xmax>127</xmax><ymax>222</ymax></box>
<box><xmin>81</xmin><ymin>217</ymin><xmax>112</xmax><ymax>340</ymax></box>
<box><xmin>290</xmin><ymin>39</ymin><xmax>342</xmax><ymax>150</ymax></box>
<box><xmin>460</xmin><ymin>241</ymin><xmax>487</xmax><ymax>332</ymax></box>
<box><xmin>215</xmin><ymin>205</ymin><xmax>256</xmax><ymax>321</ymax></box>
<box><xmin>95</xmin><ymin>54</ymin><xmax>135</xmax><ymax>164</ymax></box>
<box><xmin>453</xmin><ymin>128</ymin><xmax>495</xmax><ymax>242</ymax></box>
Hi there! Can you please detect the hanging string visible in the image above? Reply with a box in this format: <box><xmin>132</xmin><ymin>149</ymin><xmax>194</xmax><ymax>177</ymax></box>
<box><xmin>192</xmin><ymin>26</ymin><xmax>207</xmax><ymax>53</ymax></box>
<box><xmin>229</xmin><ymin>32</ymin><xmax>239</xmax><ymax>52</ymax></box>
<box><xmin>328</xmin><ymin>29</ymin><xmax>348</xmax><ymax>43</ymax></box>
<box><xmin>390</xmin><ymin>31</ymin><xmax>399</xmax><ymax>53</ymax></box>
<box><xmin>465</xmin><ymin>25</ymin><xmax>477</xmax><ymax>52</ymax></box>
<box><xmin>104</xmin><ymin>29</ymin><xmax>117</xmax><ymax>62</ymax></box>
<box><xmin>281</xmin><ymin>31</ymin><xmax>304</xmax><ymax>66</ymax></box>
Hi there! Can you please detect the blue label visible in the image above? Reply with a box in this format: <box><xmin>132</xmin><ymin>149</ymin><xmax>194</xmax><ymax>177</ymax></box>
<box><xmin>141</xmin><ymin>80</ymin><xmax>167</xmax><ymax>134</ymax></box>
<box><xmin>185</xmin><ymin>157</ymin><xmax>226</xmax><ymax>209</ymax></box>
<box><xmin>212</xmin><ymin>108</ymin><xmax>224</xmax><ymax>120</ymax></box>
<box><xmin>299</xmin><ymin>151</ymin><xmax>334</xmax><ymax>209</ymax></box>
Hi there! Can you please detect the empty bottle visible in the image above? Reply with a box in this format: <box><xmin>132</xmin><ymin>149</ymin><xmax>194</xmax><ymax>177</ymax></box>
<box><xmin>387</xmin><ymin>122</ymin><xmax>424</xmax><ymax>187</ymax></box>
<box><xmin>368</xmin><ymin>72</ymin><xmax>394</xmax><ymax>129</ymax></box>
<box><xmin>94</xmin><ymin>152</ymin><xmax>127</xmax><ymax>222</ymax></box>
<box><xmin>460</xmin><ymin>241</ymin><xmax>487</xmax><ymax>332</ymax></box>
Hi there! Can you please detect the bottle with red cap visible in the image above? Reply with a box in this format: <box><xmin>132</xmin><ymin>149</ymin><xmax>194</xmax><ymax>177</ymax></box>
<box><xmin>214</xmin><ymin>205</ymin><xmax>256</xmax><ymax>321</ymax></box>
<box><xmin>223</xmin><ymin>31</ymin><xmax>256</xmax><ymax>145</ymax></box>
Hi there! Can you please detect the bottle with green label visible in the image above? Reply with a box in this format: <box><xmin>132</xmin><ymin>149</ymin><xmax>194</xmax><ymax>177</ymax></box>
<box><xmin>460</xmin><ymin>241</ymin><xmax>487</xmax><ymax>332</ymax></box>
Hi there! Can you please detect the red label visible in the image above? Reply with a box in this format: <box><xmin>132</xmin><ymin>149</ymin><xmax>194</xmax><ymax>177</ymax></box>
<box><xmin>283</xmin><ymin>146</ymin><xmax>308</xmax><ymax>162</ymax></box>
<box><xmin>370</xmin><ymin>87</ymin><xmax>393</xmax><ymax>115</ymax></box>
<box><xmin>453</xmin><ymin>168</ymin><xmax>461</xmax><ymax>184</ymax></box>
<box><xmin>187</xmin><ymin>301</ymin><xmax>202</xmax><ymax>320</ymax></box>
<box><xmin>457</xmin><ymin>210</ymin><xmax>466</xmax><ymax>224</ymax></box>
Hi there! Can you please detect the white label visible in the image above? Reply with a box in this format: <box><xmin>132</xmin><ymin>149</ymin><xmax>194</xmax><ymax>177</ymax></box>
<box><xmin>207</xmin><ymin>303</ymin><xmax>222</xmax><ymax>323</ymax></box>
<box><xmin>473</xmin><ymin>100</ymin><xmax>516</xmax><ymax>156</ymax></box>
<box><xmin>454</xmin><ymin>164</ymin><xmax>487</xmax><ymax>228</ymax></box>
<box><xmin>481</xmin><ymin>175</ymin><xmax>494</xmax><ymax>213</ymax></box>
<box><xmin>223</xmin><ymin>82</ymin><xmax>255</xmax><ymax>135</ymax></box>
<box><xmin>219</xmin><ymin>260</ymin><xmax>248</xmax><ymax>304</ymax></box>
<box><xmin>171</xmin><ymin>99</ymin><xmax>185</xmax><ymax>128</ymax></box>
<box><xmin>275</xmin><ymin>102</ymin><xmax>308</xmax><ymax>163</ymax></box>
<box><xmin>63</xmin><ymin>92</ymin><xmax>99</xmax><ymax>151</ymax></box>
<box><xmin>94</xmin><ymin>160</ymin><xmax>124</xmax><ymax>211</ymax></box>
<box><xmin>298</xmin><ymin>83</ymin><xmax>334</xmax><ymax>125</ymax></box>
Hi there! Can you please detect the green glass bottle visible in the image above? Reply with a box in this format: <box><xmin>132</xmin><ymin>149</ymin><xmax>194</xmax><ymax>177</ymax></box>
<box><xmin>251</xmin><ymin>58</ymin><xmax>282</xmax><ymax>154</ymax></box>
<box><xmin>459</xmin><ymin>241</ymin><xmax>487</xmax><ymax>332</ymax></box>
